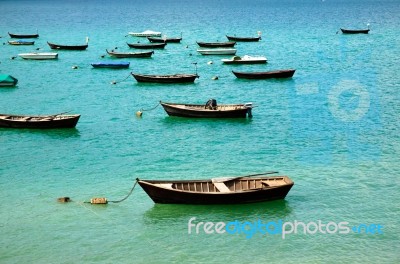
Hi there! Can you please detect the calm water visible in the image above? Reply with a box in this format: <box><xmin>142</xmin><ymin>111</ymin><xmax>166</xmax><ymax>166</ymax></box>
<box><xmin>1</xmin><ymin>0</ymin><xmax>399</xmax><ymax>263</ymax></box>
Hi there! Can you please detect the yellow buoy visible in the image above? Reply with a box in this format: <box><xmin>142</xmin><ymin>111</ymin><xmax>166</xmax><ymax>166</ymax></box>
<box><xmin>136</xmin><ymin>111</ymin><xmax>143</xmax><ymax>117</ymax></box>
<box><xmin>90</xmin><ymin>197</ymin><xmax>108</xmax><ymax>204</ymax></box>
<box><xmin>57</xmin><ymin>197</ymin><xmax>71</xmax><ymax>203</ymax></box>
<box><xmin>212</xmin><ymin>76</ymin><xmax>219</xmax><ymax>80</ymax></box>
<box><xmin>72</xmin><ymin>65</ymin><xmax>78</xmax><ymax>69</ymax></box>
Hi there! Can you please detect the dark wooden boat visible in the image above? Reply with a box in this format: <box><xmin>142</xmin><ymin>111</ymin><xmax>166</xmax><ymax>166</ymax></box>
<box><xmin>196</xmin><ymin>41</ymin><xmax>236</xmax><ymax>48</ymax></box>
<box><xmin>226</xmin><ymin>34</ymin><xmax>261</xmax><ymax>42</ymax></box>
<box><xmin>91</xmin><ymin>61</ymin><xmax>130</xmax><ymax>69</ymax></box>
<box><xmin>137</xmin><ymin>173</ymin><xmax>294</xmax><ymax>204</ymax></box>
<box><xmin>127</xmin><ymin>42</ymin><xmax>167</xmax><ymax>49</ymax></box>
<box><xmin>8</xmin><ymin>40</ymin><xmax>35</xmax><ymax>45</ymax></box>
<box><xmin>160</xmin><ymin>99</ymin><xmax>253</xmax><ymax>118</ymax></box>
<box><xmin>0</xmin><ymin>113</ymin><xmax>80</xmax><ymax>128</ymax></box>
<box><xmin>232</xmin><ymin>69</ymin><xmax>296</xmax><ymax>79</ymax></box>
<box><xmin>147</xmin><ymin>36</ymin><xmax>182</xmax><ymax>43</ymax></box>
<box><xmin>8</xmin><ymin>32</ymin><xmax>39</xmax><ymax>38</ymax></box>
<box><xmin>47</xmin><ymin>37</ymin><xmax>89</xmax><ymax>50</ymax></box>
<box><xmin>340</xmin><ymin>28</ymin><xmax>370</xmax><ymax>34</ymax></box>
<box><xmin>106</xmin><ymin>49</ymin><xmax>154</xmax><ymax>58</ymax></box>
<box><xmin>131</xmin><ymin>73</ymin><xmax>198</xmax><ymax>83</ymax></box>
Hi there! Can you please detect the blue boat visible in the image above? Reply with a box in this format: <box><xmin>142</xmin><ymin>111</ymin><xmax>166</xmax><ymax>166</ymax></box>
<box><xmin>91</xmin><ymin>61</ymin><xmax>130</xmax><ymax>69</ymax></box>
<box><xmin>8</xmin><ymin>40</ymin><xmax>35</xmax><ymax>45</ymax></box>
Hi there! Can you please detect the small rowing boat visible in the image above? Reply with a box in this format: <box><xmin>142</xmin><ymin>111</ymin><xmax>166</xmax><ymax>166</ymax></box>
<box><xmin>197</xmin><ymin>48</ymin><xmax>237</xmax><ymax>55</ymax></box>
<box><xmin>221</xmin><ymin>55</ymin><xmax>267</xmax><ymax>64</ymax></box>
<box><xmin>8</xmin><ymin>40</ymin><xmax>35</xmax><ymax>45</ymax></box>
<box><xmin>18</xmin><ymin>52</ymin><xmax>58</xmax><ymax>60</ymax></box>
<box><xmin>232</xmin><ymin>69</ymin><xmax>296</xmax><ymax>79</ymax></box>
<box><xmin>0</xmin><ymin>113</ymin><xmax>80</xmax><ymax>128</ymax></box>
<box><xmin>106</xmin><ymin>49</ymin><xmax>154</xmax><ymax>58</ymax></box>
<box><xmin>131</xmin><ymin>73</ymin><xmax>199</xmax><ymax>83</ymax></box>
<box><xmin>91</xmin><ymin>61</ymin><xmax>130</xmax><ymax>69</ymax></box>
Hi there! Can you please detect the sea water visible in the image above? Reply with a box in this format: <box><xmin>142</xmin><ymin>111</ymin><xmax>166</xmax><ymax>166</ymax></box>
<box><xmin>0</xmin><ymin>0</ymin><xmax>399</xmax><ymax>263</ymax></box>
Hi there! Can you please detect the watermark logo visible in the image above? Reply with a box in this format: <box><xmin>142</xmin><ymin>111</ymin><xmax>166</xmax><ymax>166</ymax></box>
<box><xmin>188</xmin><ymin>217</ymin><xmax>383</xmax><ymax>239</ymax></box>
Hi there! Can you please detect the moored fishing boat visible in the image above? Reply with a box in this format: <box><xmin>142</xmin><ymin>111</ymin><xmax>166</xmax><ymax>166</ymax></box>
<box><xmin>0</xmin><ymin>113</ymin><xmax>80</xmax><ymax>128</ymax></box>
<box><xmin>47</xmin><ymin>37</ymin><xmax>89</xmax><ymax>50</ymax></box>
<box><xmin>128</xmin><ymin>30</ymin><xmax>162</xmax><ymax>37</ymax></box>
<box><xmin>340</xmin><ymin>28</ymin><xmax>370</xmax><ymax>34</ymax></box>
<box><xmin>196</xmin><ymin>41</ymin><xmax>236</xmax><ymax>48</ymax></box>
<box><xmin>127</xmin><ymin>42</ymin><xmax>167</xmax><ymax>49</ymax></box>
<box><xmin>8</xmin><ymin>40</ymin><xmax>35</xmax><ymax>45</ymax></box>
<box><xmin>131</xmin><ymin>73</ymin><xmax>199</xmax><ymax>83</ymax></box>
<box><xmin>160</xmin><ymin>99</ymin><xmax>253</xmax><ymax>118</ymax></box>
<box><xmin>147</xmin><ymin>36</ymin><xmax>182</xmax><ymax>43</ymax></box>
<box><xmin>106</xmin><ymin>49</ymin><xmax>154</xmax><ymax>58</ymax></box>
<box><xmin>91</xmin><ymin>61</ymin><xmax>130</xmax><ymax>68</ymax></box>
<box><xmin>18</xmin><ymin>52</ymin><xmax>58</xmax><ymax>60</ymax></box>
<box><xmin>197</xmin><ymin>48</ymin><xmax>237</xmax><ymax>55</ymax></box>
<box><xmin>221</xmin><ymin>55</ymin><xmax>267</xmax><ymax>64</ymax></box>
<box><xmin>226</xmin><ymin>32</ymin><xmax>262</xmax><ymax>42</ymax></box>
<box><xmin>232</xmin><ymin>69</ymin><xmax>296</xmax><ymax>79</ymax></box>
<box><xmin>8</xmin><ymin>31</ymin><xmax>39</xmax><ymax>38</ymax></box>
<box><xmin>137</xmin><ymin>172</ymin><xmax>294</xmax><ymax>204</ymax></box>
<box><xmin>0</xmin><ymin>74</ymin><xmax>18</xmax><ymax>87</ymax></box>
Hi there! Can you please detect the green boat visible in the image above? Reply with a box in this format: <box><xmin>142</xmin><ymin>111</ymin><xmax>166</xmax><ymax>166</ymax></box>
<box><xmin>0</xmin><ymin>74</ymin><xmax>18</xmax><ymax>87</ymax></box>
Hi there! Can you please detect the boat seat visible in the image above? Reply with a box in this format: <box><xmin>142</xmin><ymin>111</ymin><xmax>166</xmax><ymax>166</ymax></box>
<box><xmin>213</xmin><ymin>182</ymin><xmax>231</xmax><ymax>193</ymax></box>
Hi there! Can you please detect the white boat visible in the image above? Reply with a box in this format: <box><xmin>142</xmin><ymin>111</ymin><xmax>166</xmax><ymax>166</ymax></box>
<box><xmin>18</xmin><ymin>52</ymin><xmax>58</xmax><ymax>60</ymax></box>
<box><xmin>197</xmin><ymin>48</ymin><xmax>237</xmax><ymax>55</ymax></box>
<box><xmin>221</xmin><ymin>55</ymin><xmax>267</xmax><ymax>64</ymax></box>
<box><xmin>128</xmin><ymin>30</ymin><xmax>162</xmax><ymax>37</ymax></box>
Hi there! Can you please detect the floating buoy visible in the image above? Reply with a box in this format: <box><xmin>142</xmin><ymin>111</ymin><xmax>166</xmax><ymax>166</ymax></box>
<box><xmin>57</xmin><ymin>197</ymin><xmax>71</xmax><ymax>203</ymax></box>
<box><xmin>189</xmin><ymin>53</ymin><xmax>192</xmax><ymax>56</ymax></box>
<box><xmin>111</xmin><ymin>81</ymin><xmax>117</xmax><ymax>85</ymax></box>
<box><xmin>212</xmin><ymin>76</ymin><xmax>219</xmax><ymax>80</ymax></box>
<box><xmin>72</xmin><ymin>65</ymin><xmax>78</xmax><ymax>69</ymax></box>
<box><xmin>90</xmin><ymin>197</ymin><xmax>108</xmax><ymax>204</ymax></box>
<box><xmin>136</xmin><ymin>111</ymin><xmax>143</xmax><ymax>117</ymax></box>
<box><xmin>207</xmin><ymin>61</ymin><xmax>213</xmax><ymax>65</ymax></box>
<box><xmin>100</xmin><ymin>55</ymin><xmax>105</xmax><ymax>58</ymax></box>
<box><xmin>11</xmin><ymin>56</ymin><xmax>16</xmax><ymax>60</ymax></box>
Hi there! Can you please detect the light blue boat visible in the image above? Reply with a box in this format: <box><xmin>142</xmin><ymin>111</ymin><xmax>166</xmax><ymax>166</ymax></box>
<box><xmin>91</xmin><ymin>61</ymin><xmax>130</xmax><ymax>69</ymax></box>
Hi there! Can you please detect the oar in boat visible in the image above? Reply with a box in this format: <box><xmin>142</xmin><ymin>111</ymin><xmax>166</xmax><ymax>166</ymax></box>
<box><xmin>212</xmin><ymin>171</ymin><xmax>279</xmax><ymax>183</ymax></box>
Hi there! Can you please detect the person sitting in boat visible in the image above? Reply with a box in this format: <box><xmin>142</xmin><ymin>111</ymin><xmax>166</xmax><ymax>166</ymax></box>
<box><xmin>205</xmin><ymin>99</ymin><xmax>217</xmax><ymax>110</ymax></box>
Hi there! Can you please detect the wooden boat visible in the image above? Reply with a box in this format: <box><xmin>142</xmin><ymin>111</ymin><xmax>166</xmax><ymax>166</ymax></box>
<box><xmin>226</xmin><ymin>32</ymin><xmax>261</xmax><ymax>42</ymax></box>
<box><xmin>196</xmin><ymin>41</ymin><xmax>236</xmax><ymax>48</ymax></box>
<box><xmin>147</xmin><ymin>36</ymin><xmax>182</xmax><ymax>43</ymax></box>
<box><xmin>232</xmin><ymin>69</ymin><xmax>296</xmax><ymax>79</ymax></box>
<box><xmin>106</xmin><ymin>49</ymin><xmax>154</xmax><ymax>58</ymax></box>
<box><xmin>0</xmin><ymin>74</ymin><xmax>18</xmax><ymax>87</ymax></box>
<box><xmin>128</xmin><ymin>30</ymin><xmax>161</xmax><ymax>37</ymax></box>
<box><xmin>197</xmin><ymin>48</ymin><xmax>237</xmax><ymax>55</ymax></box>
<box><xmin>8</xmin><ymin>32</ymin><xmax>39</xmax><ymax>38</ymax></box>
<box><xmin>18</xmin><ymin>52</ymin><xmax>58</xmax><ymax>60</ymax></box>
<box><xmin>131</xmin><ymin>73</ymin><xmax>199</xmax><ymax>83</ymax></box>
<box><xmin>340</xmin><ymin>28</ymin><xmax>370</xmax><ymax>34</ymax></box>
<box><xmin>47</xmin><ymin>37</ymin><xmax>89</xmax><ymax>50</ymax></box>
<box><xmin>8</xmin><ymin>40</ymin><xmax>35</xmax><ymax>45</ymax></box>
<box><xmin>160</xmin><ymin>99</ymin><xmax>253</xmax><ymax>118</ymax></box>
<box><xmin>91</xmin><ymin>61</ymin><xmax>130</xmax><ymax>68</ymax></box>
<box><xmin>0</xmin><ymin>113</ymin><xmax>80</xmax><ymax>129</ymax></box>
<box><xmin>221</xmin><ymin>55</ymin><xmax>267</xmax><ymax>64</ymax></box>
<box><xmin>137</xmin><ymin>173</ymin><xmax>294</xmax><ymax>204</ymax></box>
<box><xmin>127</xmin><ymin>42</ymin><xmax>167</xmax><ymax>49</ymax></box>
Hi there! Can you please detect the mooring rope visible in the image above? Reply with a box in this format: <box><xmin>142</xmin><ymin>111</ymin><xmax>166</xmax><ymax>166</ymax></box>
<box><xmin>141</xmin><ymin>102</ymin><xmax>160</xmax><ymax>112</ymax></box>
<box><xmin>108</xmin><ymin>179</ymin><xmax>138</xmax><ymax>203</ymax></box>
<box><xmin>111</xmin><ymin>73</ymin><xmax>132</xmax><ymax>84</ymax></box>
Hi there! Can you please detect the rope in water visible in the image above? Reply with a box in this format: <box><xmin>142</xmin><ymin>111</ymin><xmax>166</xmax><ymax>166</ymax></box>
<box><xmin>140</xmin><ymin>102</ymin><xmax>160</xmax><ymax>112</ymax></box>
<box><xmin>108</xmin><ymin>179</ymin><xmax>138</xmax><ymax>203</ymax></box>
<box><xmin>111</xmin><ymin>73</ymin><xmax>132</xmax><ymax>84</ymax></box>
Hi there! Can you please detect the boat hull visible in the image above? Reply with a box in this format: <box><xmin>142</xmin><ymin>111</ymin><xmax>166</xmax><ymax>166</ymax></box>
<box><xmin>160</xmin><ymin>102</ymin><xmax>252</xmax><ymax>118</ymax></box>
<box><xmin>147</xmin><ymin>37</ymin><xmax>181</xmax><ymax>43</ymax></box>
<box><xmin>47</xmin><ymin>41</ymin><xmax>88</xmax><ymax>50</ymax></box>
<box><xmin>222</xmin><ymin>56</ymin><xmax>267</xmax><ymax>64</ymax></box>
<box><xmin>106</xmin><ymin>50</ymin><xmax>154</xmax><ymax>58</ymax></box>
<box><xmin>0</xmin><ymin>114</ymin><xmax>80</xmax><ymax>129</ymax></box>
<box><xmin>8</xmin><ymin>40</ymin><xmax>35</xmax><ymax>45</ymax></box>
<box><xmin>197</xmin><ymin>41</ymin><xmax>236</xmax><ymax>48</ymax></box>
<box><xmin>197</xmin><ymin>48</ymin><xmax>237</xmax><ymax>55</ymax></box>
<box><xmin>8</xmin><ymin>32</ymin><xmax>39</xmax><ymax>38</ymax></box>
<box><xmin>91</xmin><ymin>62</ymin><xmax>130</xmax><ymax>68</ymax></box>
<box><xmin>137</xmin><ymin>176</ymin><xmax>294</xmax><ymax>204</ymax></box>
<box><xmin>18</xmin><ymin>53</ymin><xmax>58</xmax><ymax>60</ymax></box>
<box><xmin>0</xmin><ymin>75</ymin><xmax>18</xmax><ymax>87</ymax></box>
<box><xmin>127</xmin><ymin>42</ymin><xmax>167</xmax><ymax>49</ymax></box>
<box><xmin>226</xmin><ymin>35</ymin><xmax>261</xmax><ymax>42</ymax></box>
<box><xmin>232</xmin><ymin>69</ymin><xmax>296</xmax><ymax>79</ymax></box>
<box><xmin>132</xmin><ymin>73</ymin><xmax>198</xmax><ymax>83</ymax></box>
<box><xmin>340</xmin><ymin>28</ymin><xmax>370</xmax><ymax>34</ymax></box>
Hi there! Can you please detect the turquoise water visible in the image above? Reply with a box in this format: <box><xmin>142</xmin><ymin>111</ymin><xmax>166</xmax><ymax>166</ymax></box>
<box><xmin>1</xmin><ymin>0</ymin><xmax>399</xmax><ymax>263</ymax></box>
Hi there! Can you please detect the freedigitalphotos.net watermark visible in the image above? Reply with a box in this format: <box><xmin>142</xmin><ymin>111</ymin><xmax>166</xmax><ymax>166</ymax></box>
<box><xmin>188</xmin><ymin>217</ymin><xmax>383</xmax><ymax>239</ymax></box>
